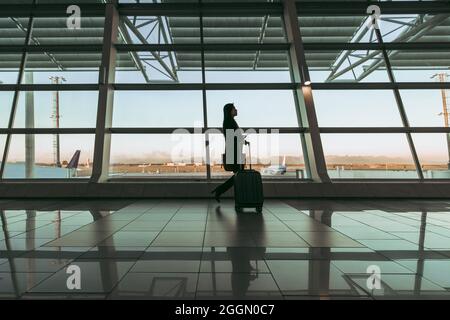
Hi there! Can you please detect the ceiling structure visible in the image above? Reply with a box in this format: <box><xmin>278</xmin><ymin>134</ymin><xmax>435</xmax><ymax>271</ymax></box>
<box><xmin>0</xmin><ymin>0</ymin><xmax>448</xmax><ymax>82</ymax></box>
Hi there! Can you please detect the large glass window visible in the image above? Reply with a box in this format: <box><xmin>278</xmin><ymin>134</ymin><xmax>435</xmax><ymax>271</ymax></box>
<box><xmin>109</xmin><ymin>134</ymin><xmax>206</xmax><ymax>178</ymax></box>
<box><xmin>22</xmin><ymin>53</ymin><xmax>101</xmax><ymax>84</ymax></box>
<box><xmin>314</xmin><ymin>90</ymin><xmax>403</xmax><ymax>127</ymax></box>
<box><xmin>413</xmin><ymin>133</ymin><xmax>450</xmax><ymax>179</ymax></box>
<box><xmin>402</xmin><ymin>89</ymin><xmax>449</xmax><ymax>127</ymax></box>
<box><xmin>3</xmin><ymin>134</ymin><xmax>94</xmax><ymax>179</ymax></box>
<box><xmin>321</xmin><ymin>134</ymin><xmax>418</xmax><ymax>179</ymax></box>
<box><xmin>115</xmin><ymin>51</ymin><xmax>203</xmax><ymax>84</ymax></box>
<box><xmin>0</xmin><ymin>17</ymin><xmax>28</xmax><ymax>47</ymax></box>
<box><xmin>204</xmin><ymin>51</ymin><xmax>291</xmax><ymax>83</ymax></box>
<box><xmin>206</xmin><ymin>90</ymin><xmax>298</xmax><ymax>128</ymax></box>
<box><xmin>113</xmin><ymin>90</ymin><xmax>203</xmax><ymax>128</ymax></box>
<box><xmin>0</xmin><ymin>92</ymin><xmax>14</xmax><ymax>128</ymax></box>
<box><xmin>0</xmin><ymin>54</ymin><xmax>21</xmax><ymax>84</ymax></box>
<box><xmin>390</xmin><ymin>51</ymin><xmax>450</xmax><ymax>83</ymax></box>
<box><xmin>30</xmin><ymin>16</ymin><xmax>105</xmax><ymax>46</ymax></box>
<box><xmin>1</xmin><ymin>0</ymin><xmax>449</xmax><ymax>184</ymax></box>
<box><xmin>209</xmin><ymin>132</ymin><xmax>305</xmax><ymax>180</ymax></box>
<box><xmin>307</xmin><ymin>50</ymin><xmax>389</xmax><ymax>83</ymax></box>
<box><xmin>202</xmin><ymin>15</ymin><xmax>286</xmax><ymax>44</ymax></box>
<box><xmin>13</xmin><ymin>90</ymin><xmax>98</xmax><ymax>128</ymax></box>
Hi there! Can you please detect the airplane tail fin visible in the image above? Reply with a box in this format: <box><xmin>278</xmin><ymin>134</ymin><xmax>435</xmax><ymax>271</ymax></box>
<box><xmin>67</xmin><ymin>150</ymin><xmax>81</xmax><ymax>169</ymax></box>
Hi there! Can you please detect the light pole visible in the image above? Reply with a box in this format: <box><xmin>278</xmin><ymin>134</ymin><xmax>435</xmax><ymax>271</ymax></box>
<box><xmin>49</xmin><ymin>76</ymin><xmax>66</xmax><ymax>168</ymax></box>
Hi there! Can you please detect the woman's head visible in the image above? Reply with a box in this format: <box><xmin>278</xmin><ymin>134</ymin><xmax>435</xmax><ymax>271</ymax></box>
<box><xmin>223</xmin><ymin>103</ymin><xmax>237</xmax><ymax>120</ymax></box>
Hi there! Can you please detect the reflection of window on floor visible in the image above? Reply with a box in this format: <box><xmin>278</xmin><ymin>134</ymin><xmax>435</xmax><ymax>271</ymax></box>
<box><xmin>150</xmin><ymin>277</ymin><xmax>188</xmax><ymax>298</ymax></box>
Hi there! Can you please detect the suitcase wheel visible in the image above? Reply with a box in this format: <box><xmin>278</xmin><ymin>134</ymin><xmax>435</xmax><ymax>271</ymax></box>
<box><xmin>256</xmin><ymin>206</ymin><xmax>262</xmax><ymax>213</ymax></box>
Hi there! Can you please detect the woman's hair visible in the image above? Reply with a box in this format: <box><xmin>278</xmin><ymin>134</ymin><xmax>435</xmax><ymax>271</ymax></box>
<box><xmin>223</xmin><ymin>103</ymin><xmax>235</xmax><ymax>121</ymax></box>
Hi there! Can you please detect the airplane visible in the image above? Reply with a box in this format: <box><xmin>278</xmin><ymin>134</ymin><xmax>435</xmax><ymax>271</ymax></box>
<box><xmin>66</xmin><ymin>150</ymin><xmax>81</xmax><ymax>178</ymax></box>
<box><xmin>261</xmin><ymin>156</ymin><xmax>287</xmax><ymax>175</ymax></box>
<box><xmin>67</xmin><ymin>150</ymin><xmax>81</xmax><ymax>170</ymax></box>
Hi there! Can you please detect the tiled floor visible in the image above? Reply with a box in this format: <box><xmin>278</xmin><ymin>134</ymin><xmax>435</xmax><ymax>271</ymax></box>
<box><xmin>1</xmin><ymin>198</ymin><xmax>450</xmax><ymax>299</ymax></box>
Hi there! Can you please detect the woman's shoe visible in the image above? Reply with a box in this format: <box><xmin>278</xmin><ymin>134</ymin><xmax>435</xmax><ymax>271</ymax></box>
<box><xmin>211</xmin><ymin>190</ymin><xmax>221</xmax><ymax>203</ymax></box>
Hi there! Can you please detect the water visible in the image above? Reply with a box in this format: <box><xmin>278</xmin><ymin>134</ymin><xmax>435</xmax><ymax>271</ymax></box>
<box><xmin>2</xmin><ymin>163</ymin><xmax>78</xmax><ymax>179</ymax></box>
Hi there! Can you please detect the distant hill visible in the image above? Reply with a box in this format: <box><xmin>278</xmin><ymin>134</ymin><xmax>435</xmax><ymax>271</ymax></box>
<box><xmin>111</xmin><ymin>153</ymin><xmax>446</xmax><ymax>165</ymax></box>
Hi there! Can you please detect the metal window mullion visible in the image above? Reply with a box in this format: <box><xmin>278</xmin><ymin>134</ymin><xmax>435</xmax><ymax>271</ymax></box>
<box><xmin>0</xmin><ymin>13</ymin><xmax>34</xmax><ymax>179</ymax></box>
<box><xmin>200</xmin><ymin>0</ymin><xmax>211</xmax><ymax>180</ymax></box>
<box><xmin>282</xmin><ymin>0</ymin><xmax>330</xmax><ymax>182</ymax></box>
<box><xmin>374</xmin><ymin>27</ymin><xmax>424</xmax><ymax>180</ymax></box>
<box><xmin>90</xmin><ymin>2</ymin><xmax>119</xmax><ymax>183</ymax></box>
<box><xmin>283</xmin><ymin>11</ymin><xmax>311</xmax><ymax>179</ymax></box>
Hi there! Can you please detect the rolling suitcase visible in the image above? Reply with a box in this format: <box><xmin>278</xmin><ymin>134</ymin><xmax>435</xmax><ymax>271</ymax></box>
<box><xmin>234</xmin><ymin>141</ymin><xmax>264</xmax><ymax>213</ymax></box>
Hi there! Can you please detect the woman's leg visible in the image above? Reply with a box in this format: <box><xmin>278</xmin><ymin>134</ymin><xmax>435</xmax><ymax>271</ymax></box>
<box><xmin>214</xmin><ymin>175</ymin><xmax>235</xmax><ymax>198</ymax></box>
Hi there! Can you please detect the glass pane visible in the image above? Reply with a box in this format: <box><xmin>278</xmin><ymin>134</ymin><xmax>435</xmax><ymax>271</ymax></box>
<box><xmin>30</xmin><ymin>17</ymin><xmax>105</xmax><ymax>45</ymax></box>
<box><xmin>22</xmin><ymin>53</ymin><xmax>101</xmax><ymax>84</ymax></box>
<box><xmin>321</xmin><ymin>133</ymin><xmax>418</xmax><ymax>179</ymax></box>
<box><xmin>115</xmin><ymin>51</ymin><xmax>202</xmax><ymax>83</ymax></box>
<box><xmin>390</xmin><ymin>51</ymin><xmax>450</xmax><ymax>82</ymax></box>
<box><xmin>204</xmin><ymin>51</ymin><xmax>291</xmax><ymax>83</ymax></box>
<box><xmin>13</xmin><ymin>91</ymin><xmax>98</xmax><ymax>128</ymax></box>
<box><xmin>119</xmin><ymin>16</ymin><xmax>200</xmax><ymax>44</ymax></box>
<box><xmin>307</xmin><ymin>50</ymin><xmax>389</xmax><ymax>83</ymax></box>
<box><xmin>0</xmin><ymin>92</ymin><xmax>14</xmax><ymax>128</ymax></box>
<box><xmin>109</xmin><ymin>134</ymin><xmax>206</xmax><ymax>178</ymax></box>
<box><xmin>113</xmin><ymin>91</ymin><xmax>203</xmax><ymax>127</ymax></box>
<box><xmin>209</xmin><ymin>132</ymin><xmax>306</xmax><ymax>179</ymax></box>
<box><xmin>300</xmin><ymin>16</ymin><xmax>365</xmax><ymax>44</ymax></box>
<box><xmin>413</xmin><ymin>133</ymin><xmax>450</xmax><ymax>179</ymax></box>
<box><xmin>4</xmin><ymin>134</ymin><xmax>94</xmax><ymax>179</ymax></box>
<box><xmin>0</xmin><ymin>135</ymin><xmax>6</xmax><ymax>168</ymax></box>
<box><xmin>207</xmin><ymin>90</ymin><xmax>298</xmax><ymax>128</ymax></box>
<box><xmin>314</xmin><ymin>90</ymin><xmax>403</xmax><ymax>127</ymax></box>
<box><xmin>0</xmin><ymin>17</ymin><xmax>29</xmax><ymax>46</ymax></box>
<box><xmin>376</xmin><ymin>15</ymin><xmax>450</xmax><ymax>43</ymax></box>
<box><xmin>402</xmin><ymin>89</ymin><xmax>449</xmax><ymax>127</ymax></box>
<box><xmin>0</xmin><ymin>53</ymin><xmax>21</xmax><ymax>84</ymax></box>
<box><xmin>202</xmin><ymin>15</ymin><xmax>286</xmax><ymax>44</ymax></box>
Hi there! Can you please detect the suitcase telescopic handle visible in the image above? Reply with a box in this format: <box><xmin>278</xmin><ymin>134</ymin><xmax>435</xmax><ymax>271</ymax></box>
<box><xmin>245</xmin><ymin>140</ymin><xmax>251</xmax><ymax>170</ymax></box>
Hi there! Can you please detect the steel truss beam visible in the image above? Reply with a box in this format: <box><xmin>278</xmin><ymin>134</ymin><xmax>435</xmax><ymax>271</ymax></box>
<box><xmin>328</xmin><ymin>14</ymin><xmax>449</xmax><ymax>82</ymax></box>
<box><xmin>118</xmin><ymin>20</ymin><xmax>151</xmax><ymax>83</ymax></box>
<box><xmin>358</xmin><ymin>14</ymin><xmax>450</xmax><ymax>81</ymax></box>
<box><xmin>122</xmin><ymin>16</ymin><xmax>178</xmax><ymax>82</ymax></box>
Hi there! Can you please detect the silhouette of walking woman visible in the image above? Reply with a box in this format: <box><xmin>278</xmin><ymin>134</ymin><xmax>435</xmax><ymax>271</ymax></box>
<box><xmin>211</xmin><ymin>103</ymin><xmax>247</xmax><ymax>202</ymax></box>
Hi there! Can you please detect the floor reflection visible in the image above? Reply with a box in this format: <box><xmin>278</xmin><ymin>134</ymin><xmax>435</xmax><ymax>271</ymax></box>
<box><xmin>197</xmin><ymin>206</ymin><xmax>269</xmax><ymax>299</ymax></box>
<box><xmin>1</xmin><ymin>199</ymin><xmax>450</xmax><ymax>299</ymax></box>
